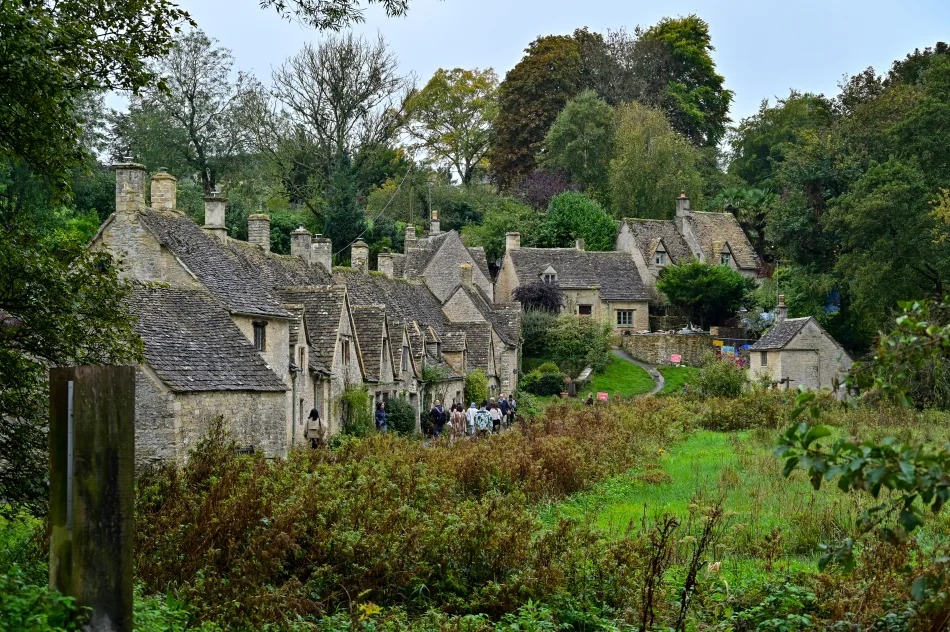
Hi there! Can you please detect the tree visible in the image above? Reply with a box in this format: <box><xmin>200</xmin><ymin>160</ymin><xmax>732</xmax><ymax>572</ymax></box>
<box><xmin>323</xmin><ymin>151</ymin><xmax>367</xmax><ymax>264</ymax></box>
<box><xmin>540</xmin><ymin>192</ymin><xmax>617</xmax><ymax>251</ymax></box>
<box><xmin>540</xmin><ymin>90</ymin><xmax>614</xmax><ymax>198</ymax></box>
<box><xmin>262</xmin><ymin>0</ymin><xmax>412</xmax><ymax>30</ymax></box>
<box><xmin>512</xmin><ymin>281</ymin><xmax>564</xmax><ymax>313</ymax></box>
<box><xmin>656</xmin><ymin>261</ymin><xmax>755</xmax><ymax>328</ymax></box>
<box><xmin>0</xmin><ymin>0</ymin><xmax>192</xmax><ymax>191</ymax></box>
<box><xmin>549</xmin><ymin>314</ymin><xmax>613</xmax><ymax>378</ymax></box>
<box><xmin>404</xmin><ymin>68</ymin><xmax>498</xmax><ymax>185</ymax></box>
<box><xmin>608</xmin><ymin>102</ymin><xmax>704</xmax><ymax>219</ymax></box>
<box><xmin>490</xmin><ymin>33</ymin><xmax>584</xmax><ymax>189</ymax></box>
<box><xmin>116</xmin><ymin>30</ymin><xmax>252</xmax><ymax>194</ymax></box>
<box><xmin>461</xmin><ymin>199</ymin><xmax>542</xmax><ymax>265</ymax></box>
<box><xmin>464</xmin><ymin>369</ymin><xmax>489</xmax><ymax>406</ymax></box>
<box><xmin>639</xmin><ymin>15</ymin><xmax>733</xmax><ymax>147</ymax></box>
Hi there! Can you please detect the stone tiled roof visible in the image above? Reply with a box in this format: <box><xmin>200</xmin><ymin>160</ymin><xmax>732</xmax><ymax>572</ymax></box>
<box><xmin>450</xmin><ymin>322</ymin><xmax>493</xmax><ymax>374</ymax></box>
<box><xmin>507</xmin><ymin>248</ymin><xmax>651</xmax><ymax>301</ymax></box>
<box><xmin>405</xmin><ymin>232</ymin><xmax>452</xmax><ymax>279</ymax></box>
<box><xmin>334</xmin><ymin>269</ymin><xmax>450</xmax><ymax>337</ymax></box>
<box><xmin>129</xmin><ymin>286</ymin><xmax>287</xmax><ymax>393</ymax></box>
<box><xmin>227</xmin><ymin>241</ymin><xmax>333</xmax><ymax>287</ymax></box>
<box><xmin>441</xmin><ymin>331</ymin><xmax>467</xmax><ymax>353</ymax></box>
<box><xmin>749</xmin><ymin>318</ymin><xmax>810</xmax><ymax>351</ymax></box>
<box><xmin>285</xmin><ymin>303</ymin><xmax>305</xmax><ymax>351</ymax></box>
<box><xmin>278</xmin><ymin>286</ymin><xmax>347</xmax><ymax>374</ymax></box>
<box><xmin>623</xmin><ymin>219</ymin><xmax>693</xmax><ymax>264</ymax></box>
<box><xmin>351</xmin><ymin>305</ymin><xmax>387</xmax><ymax>381</ymax></box>
<box><xmin>685</xmin><ymin>212</ymin><xmax>758</xmax><ymax>270</ymax></box>
<box><xmin>467</xmin><ymin>246</ymin><xmax>492</xmax><ymax>281</ymax></box>
<box><xmin>391</xmin><ymin>253</ymin><xmax>406</xmax><ymax>279</ymax></box>
<box><xmin>461</xmin><ymin>284</ymin><xmax>521</xmax><ymax>347</ymax></box>
<box><xmin>138</xmin><ymin>210</ymin><xmax>291</xmax><ymax>318</ymax></box>
<box><xmin>426</xmin><ymin>350</ymin><xmax>464</xmax><ymax>379</ymax></box>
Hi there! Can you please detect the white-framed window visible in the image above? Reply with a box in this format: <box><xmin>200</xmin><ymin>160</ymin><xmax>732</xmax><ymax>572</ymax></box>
<box><xmin>655</xmin><ymin>250</ymin><xmax>666</xmax><ymax>266</ymax></box>
<box><xmin>721</xmin><ymin>251</ymin><xmax>731</xmax><ymax>266</ymax></box>
<box><xmin>543</xmin><ymin>273</ymin><xmax>556</xmax><ymax>285</ymax></box>
<box><xmin>616</xmin><ymin>310</ymin><xmax>634</xmax><ymax>326</ymax></box>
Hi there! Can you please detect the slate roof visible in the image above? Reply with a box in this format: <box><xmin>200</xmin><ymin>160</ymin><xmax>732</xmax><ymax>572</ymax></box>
<box><xmin>138</xmin><ymin>210</ymin><xmax>291</xmax><ymax>318</ymax></box>
<box><xmin>460</xmin><ymin>284</ymin><xmax>521</xmax><ymax>347</ymax></box>
<box><xmin>623</xmin><ymin>219</ymin><xmax>693</xmax><ymax>264</ymax></box>
<box><xmin>278</xmin><ymin>286</ymin><xmax>347</xmax><ymax>375</ymax></box>
<box><xmin>749</xmin><ymin>318</ymin><xmax>811</xmax><ymax>351</ymax></box>
<box><xmin>227</xmin><ymin>240</ymin><xmax>333</xmax><ymax>288</ymax></box>
<box><xmin>351</xmin><ymin>305</ymin><xmax>388</xmax><ymax>381</ymax></box>
<box><xmin>405</xmin><ymin>232</ymin><xmax>452</xmax><ymax>279</ymax></box>
<box><xmin>441</xmin><ymin>331</ymin><xmax>467</xmax><ymax>353</ymax></box>
<box><xmin>335</xmin><ymin>269</ymin><xmax>450</xmax><ymax>336</ymax></box>
<box><xmin>685</xmin><ymin>212</ymin><xmax>759</xmax><ymax>270</ymax></box>
<box><xmin>129</xmin><ymin>286</ymin><xmax>287</xmax><ymax>393</ymax></box>
<box><xmin>507</xmin><ymin>248</ymin><xmax>651</xmax><ymax>301</ymax></box>
<box><xmin>450</xmin><ymin>322</ymin><xmax>493</xmax><ymax>374</ymax></box>
<box><xmin>467</xmin><ymin>246</ymin><xmax>492</xmax><ymax>281</ymax></box>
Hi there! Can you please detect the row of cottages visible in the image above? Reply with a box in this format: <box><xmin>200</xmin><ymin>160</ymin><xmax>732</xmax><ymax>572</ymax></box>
<box><xmin>92</xmin><ymin>163</ymin><xmax>520</xmax><ymax>468</ymax></box>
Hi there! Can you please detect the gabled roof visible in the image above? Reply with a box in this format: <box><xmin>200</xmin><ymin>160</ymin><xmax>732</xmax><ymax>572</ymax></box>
<box><xmin>406</xmin><ymin>230</ymin><xmax>492</xmax><ymax>283</ymax></box>
<box><xmin>450</xmin><ymin>322</ymin><xmax>494</xmax><ymax>375</ymax></box>
<box><xmin>467</xmin><ymin>246</ymin><xmax>492</xmax><ymax>281</ymax></box>
<box><xmin>622</xmin><ymin>219</ymin><xmax>693</xmax><ymax>264</ymax></box>
<box><xmin>685</xmin><ymin>212</ymin><xmax>758</xmax><ymax>270</ymax></box>
<box><xmin>441</xmin><ymin>331</ymin><xmax>467</xmax><ymax>353</ymax></box>
<box><xmin>458</xmin><ymin>284</ymin><xmax>521</xmax><ymax>347</ymax></box>
<box><xmin>226</xmin><ymin>240</ymin><xmax>333</xmax><ymax>288</ymax></box>
<box><xmin>278</xmin><ymin>286</ymin><xmax>348</xmax><ymax>375</ymax></box>
<box><xmin>507</xmin><ymin>248</ymin><xmax>651</xmax><ymax>301</ymax></box>
<box><xmin>129</xmin><ymin>286</ymin><xmax>287</xmax><ymax>393</ymax></box>
<box><xmin>351</xmin><ymin>305</ymin><xmax>389</xmax><ymax>382</ymax></box>
<box><xmin>137</xmin><ymin>209</ymin><xmax>291</xmax><ymax>318</ymax></box>
<box><xmin>749</xmin><ymin>318</ymin><xmax>811</xmax><ymax>351</ymax></box>
<box><xmin>335</xmin><ymin>269</ymin><xmax>450</xmax><ymax>335</ymax></box>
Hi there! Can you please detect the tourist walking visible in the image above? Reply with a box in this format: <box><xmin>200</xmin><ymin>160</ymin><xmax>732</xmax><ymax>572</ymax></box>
<box><xmin>498</xmin><ymin>395</ymin><xmax>510</xmax><ymax>430</ymax></box>
<box><xmin>508</xmin><ymin>394</ymin><xmax>516</xmax><ymax>426</ymax></box>
<box><xmin>489</xmin><ymin>400</ymin><xmax>503</xmax><ymax>433</ymax></box>
<box><xmin>585</xmin><ymin>393</ymin><xmax>594</xmax><ymax>407</ymax></box>
<box><xmin>305</xmin><ymin>408</ymin><xmax>324</xmax><ymax>448</ymax></box>
<box><xmin>375</xmin><ymin>401</ymin><xmax>387</xmax><ymax>432</ymax></box>
<box><xmin>467</xmin><ymin>402</ymin><xmax>477</xmax><ymax>435</ymax></box>
<box><xmin>428</xmin><ymin>400</ymin><xmax>447</xmax><ymax>438</ymax></box>
<box><xmin>450</xmin><ymin>403</ymin><xmax>466</xmax><ymax>442</ymax></box>
<box><xmin>474</xmin><ymin>401</ymin><xmax>492</xmax><ymax>437</ymax></box>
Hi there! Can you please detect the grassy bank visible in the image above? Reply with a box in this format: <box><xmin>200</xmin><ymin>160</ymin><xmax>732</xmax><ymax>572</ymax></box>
<box><xmin>587</xmin><ymin>355</ymin><xmax>655</xmax><ymax>397</ymax></box>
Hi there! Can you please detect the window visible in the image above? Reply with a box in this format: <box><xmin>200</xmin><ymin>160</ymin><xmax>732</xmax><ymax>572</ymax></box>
<box><xmin>543</xmin><ymin>273</ymin><xmax>556</xmax><ymax>285</ymax></box>
<box><xmin>721</xmin><ymin>252</ymin><xmax>731</xmax><ymax>266</ymax></box>
<box><xmin>252</xmin><ymin>321</ymin><xmax>267</xmax><ymax>351</ymax></box>
<box><xmin>616</xmin><ymin>310</ymin><xmax>634</xmax><ymax>326</ymax></box>
<box><xmin>760</xmin><ymin>352</ymin><xmax>768</xmax><ymax>367</ymax></box>
<box><xmin>578</xmin><ymin>305</ymin><xmax>592</xmax><ymax>316</ymax></box>
<box><xmin>342</xmin><ymin>339</ymin><xmax>350</xmax><ymax>365</ymax></box>
<box><xmin>655</xmin><ymin>250</ymin><xmax>666</xmax><ymax>266</ymax></box>
<box><xmin>402</xmin><ymin>346</ymin><xmax>409</xmax><ymax>372</ymax></box>
<box><xmin>298</xmin><ymin>347</ymin><xmax>305</xmax><ymax>370</ymax></box>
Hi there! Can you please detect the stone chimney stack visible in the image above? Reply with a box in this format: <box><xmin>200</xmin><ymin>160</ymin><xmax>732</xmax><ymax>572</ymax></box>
<box><xmin>290</xmin><ymin>226</ymin><xmax>313</xmax><ymax>262</ymax></box>
<box><xmin>404</xmin><ymin>225</ymin><xmax>417</xmax><ymax>251</ymax></box>
<box><xmin>430</xmin><ymin>210</ymin><xmax>441</xmax><ymax>236</ymax></box>
<box><xmin>113</xmin><ymin>161</ymin><xmax>147</xmax><ymax>214</ymax></box>
<box><xmin>311</xmin><ymin>235</ymin><xmax>332</xmax><ymax>271</ymax></box>
<box><xmin>460</xmin><ymin>263</ymin><xmax>473</xmax><ymax>287</ymax></box>
<box><xmin>202</xmin><ymin>191</ymin><xmax>228</xmax><ymax>241</ymax></box>
<box><xmin>248</xmin><ymin>213</ymin><xmax>271</xmax><ymax>251</ymax></box>
<box><xmin>150</xmin><ymin>169</ymin><xmax>177</xmax><ymax>211</ymax></box>
<box><xmin>575</xmin><ymin>238</ymin><xmax>585</xmax><ymax>251</ymax></box>
<box><xmin>506</xmin><ymin>232</ymin><xmax>521</xmax><ymax>253</ymax></box>
<box><xmin>776</xmin><ymin>294</ymin><xmax>788</xmax><ymax>324</ymax></box>
<box><xmin>675</xmin><ymin>192</ymin><xmax>691</xmax><ymax>218</ymax></box>
<box><xmin>378</xmin><ymin>250</ymin><xmax>394</xmax><ymax>278</ymax></box>
<box><xmin>351</xmin><ymin>240</ymin><xmax>369</xmax><ymax>272</ymax></box>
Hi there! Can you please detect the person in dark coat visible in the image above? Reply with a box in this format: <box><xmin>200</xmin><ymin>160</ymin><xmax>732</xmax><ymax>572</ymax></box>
<box><xmin>498</xmin><ymin>396</ymin><xmax>510</xmax><ymax>429</ymax></box>
<box><xmin>585</xmin><ymin>393</ymin><xmax>594</xmax><ymax>407</ymax></box>
<box><xmin>428</xmin><ymin>400</ymin><xmax>447</xmax><ymax>437</ymax></box>
<box><xmin>375</xmin><ymin>401</ymin><xmax>388</xmax><ymax>432</ymax></box>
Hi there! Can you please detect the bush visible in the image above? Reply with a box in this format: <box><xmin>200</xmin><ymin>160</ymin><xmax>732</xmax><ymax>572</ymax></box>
<box><xmin>385</xmin><ymin>396</ymin><xmax>417</xmax><ymax>435</ymax></box>
<box><xmin>339</xmin><ymin>386</ymin><xmax>373</xmax><ymax>437</ymax></box>
<box><xmin>0</xmin><ymin>570</ymin><xmax>84</xmax><ymax>632</ymax></box>
<box><xmin>696</xmin><ymin>352</ymin><xmax>747</xmax><ymax>398</ymax></box>
<box><xmin>512</xmin><ymin>391</ymin><xmax>540</xmax><ymax>420</ymax></box>
<box><xmin>465</xmin><ymin>369</ymin><xmax>489</xmax><ymax>405</ymax></box>
<box><xmin>549</xmin><ymin>314</ymin><xmax>613</xmax><ymax>377</ymax></box>
<box><xmin>521</xmin><ymin>309</ymin><xmax>557</xmax><ymax>358</ymax></box>
<box><xmin>536</xmin><ymin>362</ymin><xmax>561</xmax><ymax>374</ymax></box>
<box><xmin>524</xmin><ymin>370</ymin><xmax>569</xmax><ymax>396</ymax></box>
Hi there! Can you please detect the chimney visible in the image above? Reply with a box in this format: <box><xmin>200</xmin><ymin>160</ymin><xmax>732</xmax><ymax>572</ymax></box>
<box><xmin>202</xmin><ymin>191</ymin><xmax>228</xmax><ymax>241</ymax></box>
<box><xmin>430</xmin><ymin>210</ymin><xmax>441</xmax><ymax>236</ymax></box>
<box><xmin>675</xmin><ymin>192</ymin><xmax>691</xmax><ymax>218</ymax></box>
<box><xmin>506</xmin><ymin>232</ymin><xmax>521</xmax><ymax>252</ymax></box>
<box><xmin>404</xmin><ymin>225</ymin><xmax>417</xmax><ymax>251</ymax></box>
<box><xmin>351</xmin><ymin>240</ymin><xmax>369</xmax><ymax>272</ymax></box>
<box><xmin>575</xmin><ymin>238</ymin><xmax>585</xmax><ymax>251</ymax></box>
<box><xmin>460</xmin><ymin>263</ymin><xmax>473</xmax><ymax>287</ymax></box>
<box><xmin>150</xmin><ymin>169</ymin><xmax>177</xmax><ymax>211</ymax></box>
<box><xmin>378</xmin><ymin>250</ymin><xmax>394</xmax><ymax>278</ymax></box>
<box><xmin>113</xmin><ymin>161</ymin><xmax>147</xmax><ymax>214</ymax></box>
<box><xmin>291</xmin><ymin>226</ymin><xmax>312</xmax><ymax>262</ymax></box>
<box><xmin>311</xmin><ymin>234</ymin><xmax>332</xmax><ymax>270</ymax></box>
<box><xmin>776</xmin><ymin>294</ymin><xmax>788</xmax><ymax>324</ymax></box>
<box><xmin>248</xmin><ymin>213</ymin><xmax>271</xmax><ymax>251</ymax></box>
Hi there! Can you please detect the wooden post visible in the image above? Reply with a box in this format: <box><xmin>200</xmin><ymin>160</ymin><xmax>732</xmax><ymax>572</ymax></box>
<box><xmin>49</xmin><ymin>366</ymin><xmax>135</xmax><ymax>632</ymax></box>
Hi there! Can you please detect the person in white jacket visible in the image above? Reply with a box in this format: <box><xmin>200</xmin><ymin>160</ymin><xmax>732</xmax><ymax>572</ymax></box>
<box><xmin>466</xmin><ymin>402</ymin><xmax>477</xmax><ymax>435</ymax></box>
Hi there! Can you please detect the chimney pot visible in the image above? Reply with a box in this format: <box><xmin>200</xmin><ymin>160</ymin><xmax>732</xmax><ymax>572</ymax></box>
<box><xmin>351</xmin><ymin>240</ymin><xmax>369</xmax><ymax>273</ymax></box>
<box><xmin>430</xmin><ymin>210</ymin><xmax>441</xmax><ymax>236</ymax></box>
<box><xmin>378</xmin><ymin>250</ymin><xmax>394</xmax><ymax>278</ymax></box>
<box><xmin>404</xmin><ymin>225</ymin><xmax>418</xmax><ymax>252</ymax></box>
<box><xmin>675</xmin><ymin>192</ymin><xmax>691</xmax><ymax>218</ymax></box>
<box><xmin>290</xmin><ymin>226</ymin><xmax>313</xmax><ymax>262</ymax></box>
<box><xmin>460</xmin><ymin>263</ymin><xmax>473</xmax><ymax>287</ymax></box>
<box><xmin>202</xmin><ymin>193</ymin><xmax>228</xmax><ymax>241</ymax></box>
<box><xmin>311</xmin><ymin>235</ymin><xmax>332</xmax><ymax>270</ymax></box>
<box><xmin>775</xmin><ymin>294</ymin><xmax>788</xmax><ymax>324</ymax></box>
<box><xmin>247</xmin><ymin>214</ymin><xmax>271</xmax><ymax>252</ymax></box>
<box><xmin>505</xmin><ymin>232</ymin><xmax>521</xmax><ymax>252</ymax></box>
<box><xmin>150</xmin><ymin>170</ymin><xmax>178</xmax><ymax>212</ymax></box>
<box><xmin>113</xmin><ymin>161</ymin><xmax>147</xmax><ymax>214</ymax></box>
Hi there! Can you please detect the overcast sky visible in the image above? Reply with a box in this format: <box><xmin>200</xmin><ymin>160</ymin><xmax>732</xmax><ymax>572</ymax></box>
<box><xmin>126</xmin><ymin>0</ymin><xmax>949</xmax><ymax>123</ymax></box>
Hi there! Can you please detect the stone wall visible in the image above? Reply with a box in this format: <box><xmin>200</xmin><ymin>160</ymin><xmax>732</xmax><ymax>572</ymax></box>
<box><xmin>621</xmin><ymin>333</ymin><xmax>713</xmax><ymax>366</ymax></box>
<box><xmin>176</xmin><ymin>390</ymin><xmax>289</xmax><ymax>457</ymax></box>
<box><xmin>134</xmin><ymin>368</ymin><xmax>177</xmax><ymax>470</ymax></box>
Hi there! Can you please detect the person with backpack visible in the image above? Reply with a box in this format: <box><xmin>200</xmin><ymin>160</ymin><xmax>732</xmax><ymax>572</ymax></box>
<box><xmin>428</xmin><ymin>400</ymin><xmax>447</xmax><ymax>438</ymax></box>
<box><xmin>474</xmin><ymin>401</ymin><xmax>492</xmax><ymax>437</ymax></box>
<box><xmin>305</xmin><ymin>408</ymin><xmax>325</xmax><ymax>448</ymax></box>
<box><xmin>498</xmin><ymin>395</ymin><xmax>510</xmax><ymax>430</ymax></box>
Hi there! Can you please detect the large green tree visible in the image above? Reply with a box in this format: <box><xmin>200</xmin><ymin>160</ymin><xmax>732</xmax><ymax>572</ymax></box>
<box><xmin>540</xmin><ymin>90</ymin><xmax>614</xmax><ymax>199</ymax></box>
<box><xmin>540</xmin><ymin>192</ymin><xmax>617</xmax><ymax>251</ymax></box>
<box><xmin>404</xmin><ymin>68</ymin><xmax>498</xmax><ymax>185</ymax></box>
<box><xmin>461</xmin><ymin>199</ymin><xmax>542</xmax><ymax>264</ymax></box>
<box><xmin>656</xmin><ymin>261</ymin><xmax>755</xmax><ymax>328</ymax></box>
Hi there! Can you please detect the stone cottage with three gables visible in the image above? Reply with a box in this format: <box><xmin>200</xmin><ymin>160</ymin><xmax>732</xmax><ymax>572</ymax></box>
<box><xmin>747</xmin><ymin>296</ymin><xmax>853</xmax><ymax>392</ymax></box>
<box><xmin>494</xmin><ymin>232</ymin><xmax>653</xmax><ymax>332</ymax></box>
<box><xmin>617</xmin><ymin>193</ymin><xmax>760</xmax><ymax>286</ymax></box>
<box><xmin>92</xmin><ymin>163</ymin><xmax>521</xmax><ymax>468</ymax></box>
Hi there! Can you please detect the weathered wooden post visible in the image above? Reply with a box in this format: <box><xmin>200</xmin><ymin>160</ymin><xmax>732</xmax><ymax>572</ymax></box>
<box><xmin>49</xmin><ymin>366</ymin><xmax>135</xmax><ymax>632</ymax></box>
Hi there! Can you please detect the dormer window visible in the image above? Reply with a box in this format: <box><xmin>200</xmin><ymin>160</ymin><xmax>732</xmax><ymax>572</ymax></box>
<box><xmin>541</xmin><ymin>265</ymin><xmax>558</xmax><ymax>285</ymax></box>
<box><xmin>655</xmin><ymin>249</ymin><xmax>667</xmax><ymax>266</ymax></box>
<box><xmin>720</xmin><ymin>252</ymin><xmax>731</xmax><ymax>266</ymax></box>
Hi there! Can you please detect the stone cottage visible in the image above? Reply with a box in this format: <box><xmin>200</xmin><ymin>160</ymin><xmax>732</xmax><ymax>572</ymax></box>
<box><xmin>747</xmin><ymin>296</ymin><xmax>853</xmax><ymax>391</ymax></box>
<box><xmin>617</xmin><ymin>193</ymin><xmax>760</xmax><ymax>285</ymax></box>
<box><xmin>494</xmin><ymin>233</ymin><xmax>652</xmax><ymax>332</ymax></box>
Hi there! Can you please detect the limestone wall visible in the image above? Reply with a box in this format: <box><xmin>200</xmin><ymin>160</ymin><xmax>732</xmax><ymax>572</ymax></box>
<box><xmin>176</xmin><ymin>390</ymin><xmax>289</xmax><ymax>457</ymax></box>
<box><xmin>621</xmin><ymin>333</ymin><xmax>713</xmax><ymax>366</ymax></box>
<box><xmin>134</xmin><ymin>368</ymin><xmax>178</xmax><ymax>470</ymax></box>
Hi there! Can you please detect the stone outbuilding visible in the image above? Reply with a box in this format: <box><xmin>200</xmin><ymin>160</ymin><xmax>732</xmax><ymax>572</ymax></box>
<box><xmin>495</xmin><ymin>233</ymin><xmax>651</xmax><ymax>332</ymax></box>
<box><xmin>747</xmin><ymin>296</ymin><xmax>853</xmax><ymax>391</ymax></box>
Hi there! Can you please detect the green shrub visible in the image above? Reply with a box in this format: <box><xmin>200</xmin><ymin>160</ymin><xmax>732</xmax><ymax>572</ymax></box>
<box><xmin>696</xmin><ymin>352</ymin><xmax>747</xmax><ymax>398</ymax></box>
<box><xmin>386</xmin><ymin>397</ymin><xmax>417</xmax><ymax>435</ymax></box>
<box><xmin>536</xmin><ymin>361</ymin><xmax>561</xmax><ymax>374</ymax></box>
<box><xmin>0</xmin><ymin>507</ymin><xmax>45</xmax><ymax>584</ymax></box>
<box><xmin>339</xmin><ymin>386</ymin><xmax>373</xmax><ymax>437</ymax></box>
<box><xmin>0</xmin><ymin>568</ymin><xmax>84</xmax><ymax>631</ymax></box>
<box><xmin>512</xmin><ymin>391</ymin><xmax>540</xmax><ymax>420</ymax></box>
<box><xmin>465</xmin><ymin>369</ymin><xmax>489</xmax><ymax>404</ymax></box>
<box><xmin>521</xmin><ymin>309</ymin><xmax>557</xmax><ymax>358</ymax></box>
<box><xmin>525</xmin><ymin>371</ymin><xmax>568</xmax><ymax>396</ymax></box>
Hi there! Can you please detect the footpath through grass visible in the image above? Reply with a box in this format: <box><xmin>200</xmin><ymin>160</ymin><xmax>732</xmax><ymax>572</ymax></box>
<box><xmin>588</xmin><ymin>355</ymin><xmax>655</xmax><ymax>397</ymax></box>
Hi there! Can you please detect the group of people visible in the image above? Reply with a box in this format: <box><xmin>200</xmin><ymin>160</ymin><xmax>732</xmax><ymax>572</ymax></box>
<box><xmin>426</xmin><ymin>395</ymin><xmax>517</xmax><ymax>440</ymax></box>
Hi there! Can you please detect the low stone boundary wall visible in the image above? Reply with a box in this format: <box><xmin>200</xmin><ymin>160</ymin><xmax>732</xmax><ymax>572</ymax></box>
<box><xmin>621</xmin><ymin>333</ymin><xmax>713</xmax><ymax>366</ymax></box>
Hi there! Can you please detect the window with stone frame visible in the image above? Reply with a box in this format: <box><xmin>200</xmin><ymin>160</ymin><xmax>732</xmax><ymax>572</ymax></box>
<box><xmin>760</xmin><ymin>352</ymin><xmax>768</xmax><ymax>366</ymax></box>
<box><xmin>578</xmin><ymin>305</ymin><xmax>592</xmax><ymax>316</ymax></box>
<box><xmin>721</xmin><ymin>251</ymin><xmax>731</xmax><ymax>266</ymax></box>
<box><xmin>402</xmin><ymin>346</ymin><xmax>409</xmax><ymax>372</ymax></box>
<box><xmin>342</xmin><ymin>339</ymin><xmax>350</xmax><ymax>365</ymax></box>
<box><xmin>655</xmin><ymin>249</ymin><xmax>667</xmax><ymax>266</ymax></box>
<box><xmin>616</xmin><ymin>310</ymin><xmax>634</xmax><ymax>326</ymax></box>
<box><xmin>253</xmin><ymin>321</ymin><xmax>267</xmax><ymax>351</ymax></box>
